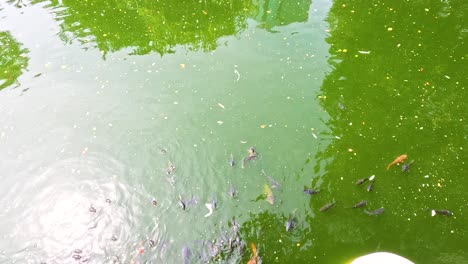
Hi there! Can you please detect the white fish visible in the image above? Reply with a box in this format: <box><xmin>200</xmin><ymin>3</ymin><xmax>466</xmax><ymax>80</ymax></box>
<box><xmin>431</xmin><ymin>210</ymin><xmax>436</xmax><ymax>217</ymax></box>
<box><xmin>368</xmin><ymin>175</ymin><xmax>375</xmax><ymax>181</ymax></box>
<box><xmin>312</xmin><ymin>133</ymin><xmax>318</xmax><ymax>139</ymax></box>
<box><xmin>358</xmin><ymin>50</ymin><xmax>371</xmax><ymax>54</ymax></box>
<box><xmin>204</xmin><ymin>203</ymin><xmax>214</xmax><ymax>217</ymax></box>
<box><xmin>234</xmin><ymin>69</ymin><xmax>240</xmax><ymax>81</ymax></box>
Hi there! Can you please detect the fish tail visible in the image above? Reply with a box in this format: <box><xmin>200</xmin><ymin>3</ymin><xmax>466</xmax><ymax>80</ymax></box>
<box><xmin>250</xmin><ymin>243</ymin><xmax>257</xmax><ymax>257</ymax></box>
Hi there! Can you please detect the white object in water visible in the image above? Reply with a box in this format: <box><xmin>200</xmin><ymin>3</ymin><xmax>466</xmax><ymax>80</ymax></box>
<box><xmin>351</xmin><ymin>252</ymin><xmax>414</xmax><ymax>264</ymax></box>
<box><xmin>204</xmin><ymin>203</ymin><xmax>214</xmax><ymax>217</ymax></box>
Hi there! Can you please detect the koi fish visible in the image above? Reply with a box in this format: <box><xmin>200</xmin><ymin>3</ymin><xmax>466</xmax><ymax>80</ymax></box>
<box><xmin>263</xmin><ymin>184</ymin><xmax>274</xmax><ymax>204</ymax></box>
<box><xmin>285</xmin><ymin>217</ymin><xmax>296</xmax><ymax>231</ymax></box>
<box><xmin>431</xmin><ymin>210</ymin><xmax>453</xmax><ymax>216</ymax></box>
<box><xmin>320</xmin><ymin>202</ymin><xmax>336</xmax><ymax>212</ymax></box>
<box><xmin>364</xmin><ymin>208</ymin><xmax>384</xmax><ymax>215</ymax></box>
<box><xmin>349</xmin><ymin>200</ymin><xmax>368</xmax><ymax>208</ymax></box>
<box><xmin>355</xmin><ymin>178</ymin><xmax>368</xmax><ymax>185</ymax></box>
<box><xmin>303</xmin><ymin>188</ymin><xmax>320</xmax><ymax>195</ymax></box>
<box><xmin>242</xmin><ymin>147</ymin><xmax>257</xmax><ymax>168</ymax></box>
<box><xmin>387</xmin><ymin>154</ymin><xmax>407</xmax><ymax>170</ymax></box>
<box><xmin>402</xmin><ymin>160</ymin><xmax>414</xmax><ymax>172</ymax></box>
<box><xmin>247</xmin><ymin>243</ymin><xmax>258</xmax><ymax>264</ymax></box>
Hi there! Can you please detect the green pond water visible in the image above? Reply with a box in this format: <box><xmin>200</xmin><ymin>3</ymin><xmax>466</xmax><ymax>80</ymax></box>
<box><xmin>0</xmin><ymin>0</ymin><xmax>466</xmax><ymax>263</ymax></box>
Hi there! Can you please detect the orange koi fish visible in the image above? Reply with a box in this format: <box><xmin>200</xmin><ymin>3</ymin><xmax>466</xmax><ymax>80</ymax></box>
<box><xmin>387</xmin><ymin>154</ymin><xmax>407</xmax><ymax>170</ymax></box>
<box><xmin>247</xmin><ymin>243</ymin><xmax>258</xmax><ymax>264</ymax></box>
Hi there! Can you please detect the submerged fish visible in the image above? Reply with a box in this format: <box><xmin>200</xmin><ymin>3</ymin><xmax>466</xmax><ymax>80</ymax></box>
<box><xmin>303</xmin><ymin>188</ymin><xmax>320</xmax><ymax>195</ymax></box>
<box><xmin>350</xmin><ymin>200</ymin><xmax>368</xmax><ymax>208</ymax></box>
<box><xmin>402</xmin><ymin>160</ymin><xmax>415</xmax><ymax>172</ymax></box>
<box><xmin>356</xmin><ymin>178</ymin><xmax>368</xmax><ymax>185</ymax></box>
<box><xmin>167</xmin><ymin>161</ymin><xmax>176</xmax><ymax>174</ymax></box>
<box><xmin>178</xmin><ymin>195</ymin><xmax>197</xmax><ymax>210</ymax></box>
<box><xmin>364</xmin><ymin>208</ymin><xmax>384</xmax><ymax>215</ymax></box>
<box><xmin>263</xmin><ymin>184</ymin><xmax>274</xmax><ymax>204</ymax></box>
<box><xmin>387</xmin><ymin>154</ymin><xmax>407</xmax><ymax>170</ymax></box>
<box><xmin>367</xmin><ymin>182</ymin><xmax>374</xmax><ymax>192</ymax></box>
<box><xmin>285</xmin><ymin>217</ymin><xmax>296</xmax><ymax>231</ymax></box>
<box><xmin>242</xmin><ymin>147</ymin><xmax>257</xmax><ymax>168</ymax></box>
<box><xmin>228</xmin><ymin>186</ymin><xmax>237</xmax><ymax>197</ymax></box>
<box><xmin>320</xmin><ymin>202</ymin><xmax>336</xmax><ymax>212</ymax></box>
<box><xmin>247</xmin><ymin>243</ymin><xmax>259</xmax><ymax>264</ymax></box>
<box><xmin>181</xmin><ymin>245</ymin><xmax>191</xmax><ymax>264</ymax></box>
<box><xmin>431</xmin><ymin>209</ymin><xmax>453</xmax><ymax>216</ymax></box>
<box><xmin>229</xmin><ymin>154</ymin><xmax>235</xmax><ymax>166</ymax></box>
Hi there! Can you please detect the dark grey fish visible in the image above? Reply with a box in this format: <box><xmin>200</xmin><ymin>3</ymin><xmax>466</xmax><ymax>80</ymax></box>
<box><xmin>303</xmin><ymin>188</ymin><xmax>320</xmax><ymax>195</ymax></box>
<box><xmin>350</xmin><ymin>200</ymin><xmax>368</xmax><ymax>208</ymax></box>
<box><xmin>73</xmin><ymin>249</ymin><xmax>82</xmax><ymax>254</ymax></box>
<box><xmin>320</xmin><ymin>202</ymin><xmax>336</xmax><ymax>212</ymax></box>
<box><xmin>149</xmin><ymin>239</ymin><xmax>155</xmax><ymax>247</ymax></box>
<box><xmin>179</xmin><ymin>195</ymin><xmax>197</xmax><ymax>210</ymax></box>
<box><xmin>402</xmin><ymin>160</ymin><xmax>414</xmax><ymax>172</ymax></box>
<box><xmin>229</xmin><ymin>154</ymin><xmax>235</xmax><ymax>166</ymax></box>
<box><xmin>72</xmin><ymin>255</ymin><xmax>81</xmax><ymax>260</ymax></box>
<box><xmin>355</xmin><ymin>178</ymin><xmax>368</xmax><ymax>185</ymax></box>
<box><xmin>367</xmin><ymin>182</ymin><xmax>374</xmax><ymax>192</ymax></box>
<box><xmin>267</xmin><ymin>176</ymin><xmax>281</xmax><ymax>189</ymax></box>
<box><xmin>431</xmin><ymin>209</ymin><xmax>453</xmax><ymax>216</ymax></box>
<box><xmin>181</xmin><ymin>245</ymin><xmax>191</xmax><ymax>264</ymax></box>
<box><xmin>364</xmin><ymin>208</ymin><xmax>384</xmax><ymax>215</ymax></box>
<box><xmin>89</xmin><ymin>206</ymin><xmax>96</xmax><ymax>213</ymax></box>
<box><xmin>285</xmin><ymin>217</ymin><xmax>296</xmax><ymax>231</ymax></box>
<box><xmin>231</xmin><ymin>217</ymin><xmax>239</xmax><ymax>234</ymax></box>
<box><xmin>228</xmin><ymin>186</ymin><xmax>237</xmax><ymax>197</ymax></box>
<box><xmin>105</xmin><ymin>199</ymin><xmax>112</xmax><ymax>204</ymax></box>
<box><xmin>241</xmin><ymin>147</ymin><xmax>257</xmax><ymax>168</ymax></box>
<box><xmin>111</xmin><ymin>236</ymin><xmax>117</xmax><ymax>241</ymax></box>
<box><xmin>151</xmin><ymin>199</ymin><xmax>158</xmax><ymax>206</ymax></box>
<box><xmin>159</xmin><ymin>147</ymin><xmax>167</xmax><ymax>154</ymax></box>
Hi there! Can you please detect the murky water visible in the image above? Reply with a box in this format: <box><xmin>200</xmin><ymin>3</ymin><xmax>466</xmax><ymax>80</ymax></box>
<box><xmin>0</xmin><ymin>0</ymin><xmax>466</xmax><ymax>263</ymax></box>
